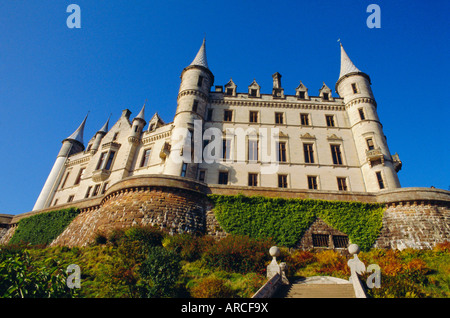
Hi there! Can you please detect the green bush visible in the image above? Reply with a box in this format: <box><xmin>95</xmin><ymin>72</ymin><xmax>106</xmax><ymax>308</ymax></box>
<box><xmin>209</xmin><ymin>194</ymin><xmax>384</xmax><ymax>250</ymax></box>
<box><xmin>190</xmin><ymin>276</ymin><xmax>234</xmax><ymax>298</ymax></box>
<box><xmin>0</xmin><ymin>247</ymin><xmax>76</xmax><ymax>298</ymax></box>
<box><xmin>9</xmin><ymin>208</ymin><xmax>80</xmax><ymax>246</ymax></box>
<box><xmin>123</xmin><ymin>225</ymin><xmax>164</xmax><ymax>248</ymax></box>
<box><xmin>138</xmin><ymin>246</ymin><xmax>182</xmax><ymax>298</ymax></box>
<box><xmin>202</xmin><ymin>235</ymin><xmax>273</xmax><ymax>274</ymax></box>
<box><xmin>164</xmin><ymin>233</ymin><xmax>215</xmax><ymax>261</ymax></box>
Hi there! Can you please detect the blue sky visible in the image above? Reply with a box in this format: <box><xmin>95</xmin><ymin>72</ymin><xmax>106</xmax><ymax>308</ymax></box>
<box><xmin>0</xmin><ymin>0</ymin><xmax>449</xmax><ymax>214</ymax></box>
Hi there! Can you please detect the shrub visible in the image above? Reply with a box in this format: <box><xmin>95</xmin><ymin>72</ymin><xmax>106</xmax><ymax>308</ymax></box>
<box><xmin>0</xmin><ymin>248</ymin><xmax>76</xmax><ymax>298</ymax></box>
<box><xmin>202</xmin><ymin>235</ymin><xmax>273</xmax><ymax>274</ymax></box>
<box><xmin>138</xmin><ymin>246</ymin><xmax>182</xmax><ymax>298</ymax></box>
<box><xmin>315</xmin><ymin>250</ymin><xmax>349</xmax><ymax>276</ymax></box>
<box><xmin>9</xmin><ymin>208</ymin><xmax>80</xmax><ymax>246</ymax></box>
<box><xmin>190</xmin><ymin>276</ymin><xmax>234</xmax><ymax>298</ymax></box>
<box><xmin>124</xmin><ymin>225</ymin><xmax>164</xmax><ymax>248</ymax></box>
<box><xmin>164</xmin><ymin>234</ymin><xmax>215</xmax><ymax>261</ymax></box>
<box><xmin>286</xmin><ymin>250</ymin><xmax>316</xmax><ymax>274</ymax></box>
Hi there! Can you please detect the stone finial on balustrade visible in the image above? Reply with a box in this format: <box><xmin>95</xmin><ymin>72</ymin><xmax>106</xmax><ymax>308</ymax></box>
<box><xmin>266</xmin><ymin>246</ymin><xmax>289</xmax><ymax>284</ymax></box>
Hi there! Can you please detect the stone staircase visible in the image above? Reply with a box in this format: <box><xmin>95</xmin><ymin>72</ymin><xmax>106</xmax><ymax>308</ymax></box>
<box><xmin>274</xmin><ymin>276</ymin><xmax>356</xmax><ymax>298</ymax></box>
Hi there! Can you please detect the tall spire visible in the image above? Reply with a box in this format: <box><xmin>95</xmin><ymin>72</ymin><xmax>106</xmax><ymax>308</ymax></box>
<box><xmin>339</xmin><ymin>43</ymin><xmax>361</xmax><ymax>79</ymax></box>
<box><xmin>189</xmin><ymin>38</ymin><xmax>208</xmax><ymax>69</ymax></box>
<box><xmin>66</xmin><ymin>113</ymin><xmax>88</xmax><ymax>145</ymax></box>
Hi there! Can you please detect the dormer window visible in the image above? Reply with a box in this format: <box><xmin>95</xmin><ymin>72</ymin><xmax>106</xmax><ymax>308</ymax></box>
<box><xmin>323</xmin><ymin>93</ymin><xmax>329</xmax><ymax>100</ymax></box>
<box><xmin>299</xmin><ymin>91</ymin><xmax>306</xmax><ymax>99</ymax></box>
<box><xmin>248</xmin><ymin>79</ymin><xmax>260</xmax><ymax>98</ymax></box>
<box><xmin>250</xmin><ymin>89</ymin><xmax>257</xmax><ymax>97</ymax></box>
<box><xmin>226</xmin><ymin>88</ymin><xmax>234</xmax><ymax>96</ymax></box>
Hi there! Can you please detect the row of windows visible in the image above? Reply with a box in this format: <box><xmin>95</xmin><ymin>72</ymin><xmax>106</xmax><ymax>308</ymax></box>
<box><xmin>222</xmin><ymin>87</ymin><xmax>331</xmax><ymax>100</ymax></box>
<box><xmin>206</xmin><ymin>109</ymin><xmax>349</xmax><ymax>127</ymax></box>
<box><xmin>55</xmin><ymin>181</ymin><xmax>109</xmax><ymax>206</ymax></box>
<box><xmin>212</xmin><ymin>171</ymin><xmax>386</xmax><ymax>190</ymax></box>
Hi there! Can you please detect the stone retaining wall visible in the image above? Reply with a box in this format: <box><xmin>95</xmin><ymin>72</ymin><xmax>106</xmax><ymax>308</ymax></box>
<box><xmin>1</xmin><ymin>175</ymin><xmax>449</xmax><ymax>249</ymax></box>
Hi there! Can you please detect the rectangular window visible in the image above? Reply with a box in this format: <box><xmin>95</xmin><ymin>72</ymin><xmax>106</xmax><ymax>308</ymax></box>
<box><xmin>141</xmin><ymin>148</ymin><xmax>152</xmax><ymax>167</ymax></box>
<box><xmin>96</xmin><ymin>152</ymin><xmax>107</xmax><ymax>170</ymax></box>
<box><xmin>92</xmin><ymin>184</ymin><xmax>100</xmax><ymax>197</ymax></box>
<box><xmin>366</xmin><ymin>138</ymin><xmax>374</xmax><ymax>150</ymax></box>
<box><xmin>323</xmin><ymin>93</ymin><xmax>329</xmax><ymax>100</ymax></box>
<box><xmin>248</xmin><ymin>140</ymin><xmax>258</xmax><ymax>161</ymax></box>
<box><xmin>67</xmin><ymin>195</ymin><xmax>74</xmax><ymax>203</ymax></box>
<box><xmin>249</xmin><ymin>111</ymin><xmax>258</xmax><ymax>123</ymax></box>
<box><xmin>198</xmin><ymin>170</ymin><xmax>206</xmax><ymax>182</ymax></box>
<box><xmin>250</xmin><ymin>89</ymin><xmax>257</xmax><ymax>97</ymax></box>
<box><xmin>224</xmin><ymin>110</ymin><xmax>233</xmax><ymax>122</ymax></box>
<box><xmin>312</xmin><ymin>234</ymin><xmax>329</xmax><ymax>247</ymax></box>
<box><xmin>277</xmin><ymin>141</ymin><xmax>287</xmax><ymax>162</ymax></box>
<box><xmin>275</xmin><ymin>112</ymin><xmax>284</xmax><ymax>124</ymax></box>
<box><xmin>307</xmin><ymin>176</ymin><xmax>318</xmax><ymax>190</ymax></box>
<box><xmin>192</xmin><ymin>100</ymin><xmax>198</xmax><ymax>112</ymax></box>
<box><xmin>303</xmin><ymin>143</ymin><xmax>315</xmax><ymax>164</ymax></box>
<box><xmin>298</xmin><ymin>91</ymin><xmax>306</xmax><ymax>99</ymax></box>
<box><xmin>326</xmin><ymin>115</ymin><xmax>335</xmax><ymax>127</ymax></box>
<box><xmin>207</xmin><ymin>109</ymin><xmax>213</xmax><ymax>121</ymax></box>
<box><xmin>218</xmin><ymin>171</ymin><xmax>229</xmax><ymax>185</ymax></box>
<box><xmin>376</xmin><ymin>172</ymin><xmax>385</xmax><ymax>189</ymax></box>
<box><xmin>352</xmin><ymin>83</ymin><xmax>358</xmax><ymax>94</ymax></box>
<box><xmin>226</xmin><ymin>88</ymin><xmax>233</xmax><ymax>95</ymax></box>
<box><xmin>113</xmin><ymin>132</ymin><xmax>119</xmax><ymax>141</ymax></box>
<box><xmin>74</xmin><ymin>168</ymin><xmax>85</xmax><ymax>185</ymax></box>
<box><xmin>222</xmin><ymin>139</ymin><xmax>231</xmax><ymax>160</ymax></box>
<box><xmin>85</xmin><ymin>186</ymin><xmax>92</xmax><ymax>198</ymax></box>
<box><xmin>181</xmin><ymin>162</ymin><xmax>188</xmax><ymax>177</ymax></box>
<box><xmin>104</xmin><ymin>151</ymin><xmax>115</xmax><ymax>170</ymax></box>
<box><xmin>300</xmin><ymin>113</ymin><xmax>310</xmax><ymax>126</ymax></box>
<box><xmin>331</xmin><ymin>145</ymin><xmax>343</xmax><ymax>165</ymax></box>
<box><xmin>358</xmin><ymin>108</ymin><xmax>365</xmax><ymax>120</ymax></box>
<box><xmin>101</xmin><ymin>182</ymin><xmax>109</xmax><ymax>194</ymax></box>
<box><xmin>278</xmin><ymin>174</ymin><xmax>288</xmax><ymax>188</ymax></box>
<box><xmin>248</xmin><ymin>173</ymin><xmax>258</xmax><ymax>186</ymax></box>
<box><xmin>333</xmin><ymin>235</ymin><xmax>349</xmax><ymax>248</ymax></box>
<box><xmin>197</xmin><ymin>76</ymin><xmax>204</xmax><ymax>87</ymax></box>
<box><xmin>337</xmin><ymin>177</ymin><xmax>348</xmax><ymax>191</ymax></box>
<box><xmin>60</xmin><ymin>171</ymin><xmax>70</xmax><ymax>189</ymax></box>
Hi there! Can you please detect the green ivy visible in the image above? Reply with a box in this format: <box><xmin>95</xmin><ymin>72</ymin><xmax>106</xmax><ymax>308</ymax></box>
<box><xmin>208</xmin><ymin>194</ymin><xmax>385</xmax><ymax>251</ymax></box>
<box><xmin>9</xmin><ymin>208</ymin><xmax>80</xmax><ymax>246</ymax></box>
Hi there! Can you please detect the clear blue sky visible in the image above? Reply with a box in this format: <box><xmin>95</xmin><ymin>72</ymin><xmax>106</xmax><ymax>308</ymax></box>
<box><xmin>0</xmin><ymin>1</ymin><xmax>449</xmax><ymax>214</ymax></box>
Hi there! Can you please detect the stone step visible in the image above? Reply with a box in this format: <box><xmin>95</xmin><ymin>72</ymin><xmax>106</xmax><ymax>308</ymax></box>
<box><xmin>284</xmin><ymin>283</ymin><xmax>355</xmax><ymax>298</ymax></box>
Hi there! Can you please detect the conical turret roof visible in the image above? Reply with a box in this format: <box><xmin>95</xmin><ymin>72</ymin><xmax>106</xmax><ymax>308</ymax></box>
<box><xmin>189</xmin><ymin>38</ymin><xmax>208</xmax><ymax>69</ymax></box>
<box><xmin>339</xmin><ymin>43</ymin><xmax>361</xmax><ymax>79</ymax></box>
<box><xmin>134</xmin><ymin>103</ymin><xmax>146</xmax><ymax>123</ymax></box>
<box><xmin>97</xmin><ymin>115</ymin><xmax>110</xmax><ymax>134</ymax></box>
<box><xmin>66</xmin><ymin>114</ymin><xmax>88</xmax><ymax>145</ymax></box>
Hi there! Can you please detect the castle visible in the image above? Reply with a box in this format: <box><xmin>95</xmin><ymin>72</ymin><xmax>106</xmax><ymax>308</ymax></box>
<box><xmin>1</xmin><ymin>40</ymin><xmax>449</xmax><ymax>250</ymax></box>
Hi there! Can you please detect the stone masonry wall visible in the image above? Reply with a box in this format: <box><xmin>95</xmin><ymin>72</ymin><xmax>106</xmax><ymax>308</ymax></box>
<box><xmin>51</xmin><ymin>184</ymin><xmax>208</xmax><ymax>247</ymax></box>
<box><xmin>375</xmin><ymin>202</ymin><xmax>450</xmax><ymax>250</ymax></box>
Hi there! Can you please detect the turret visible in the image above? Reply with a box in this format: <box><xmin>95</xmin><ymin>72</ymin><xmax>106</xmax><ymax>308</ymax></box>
<box><xmin>336</xmin><ymin>44</ymin><xmax>400</xmax><ymax>191</ymax></box>
<box><xmin>32</xmin><ymin>115</ymin><xmax>88</xmax><ymax>210</ymax></box>
<box><xmin>164</xmin><ymin>38</ymin><xmax>214</xmax><ymax>177</ymax></box>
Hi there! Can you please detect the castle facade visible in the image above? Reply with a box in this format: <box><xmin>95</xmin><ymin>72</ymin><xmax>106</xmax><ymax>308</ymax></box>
<box><xmin>32</xmin><ymin>40</ymin><xmax>403</xmax><ymax>211</ymax></box>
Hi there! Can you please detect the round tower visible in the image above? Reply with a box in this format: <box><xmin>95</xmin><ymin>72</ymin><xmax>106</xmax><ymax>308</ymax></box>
<box><xmin>164</xmin><ymin>39</ymin><xmax>214</xmax><ymax>177</ymax></box>
<box><xmin>33</xmin><ymin>115</ymin><xmax>88</xmax><ymax>210</ymax></box>
<box><xmin>336</xmin><ymin>44</ymin><xmax>400</xmax><ymax>192</ymax></box>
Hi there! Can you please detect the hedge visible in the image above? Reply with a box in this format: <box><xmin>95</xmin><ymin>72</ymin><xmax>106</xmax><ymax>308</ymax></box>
<box><xmin>209</xmin><ymin>194</ymin><xmax>385</xmax><ymax>251</ymax></box>
<box><xmin>9</xmin><ymin>208</ymin><xmax>80</xmax><ymax>246</ymax></box>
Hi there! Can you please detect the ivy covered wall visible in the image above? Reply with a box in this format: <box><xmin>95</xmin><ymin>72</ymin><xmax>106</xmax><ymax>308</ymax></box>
<box><xmin>209</xmin><ymin>194</ymin><xmax>385</xmax><ymax>251</ymax></box>
<box><xmin>9</xmin><ymin>208</ymin><xmax>80</xmax><ymax>246</ymax></box>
